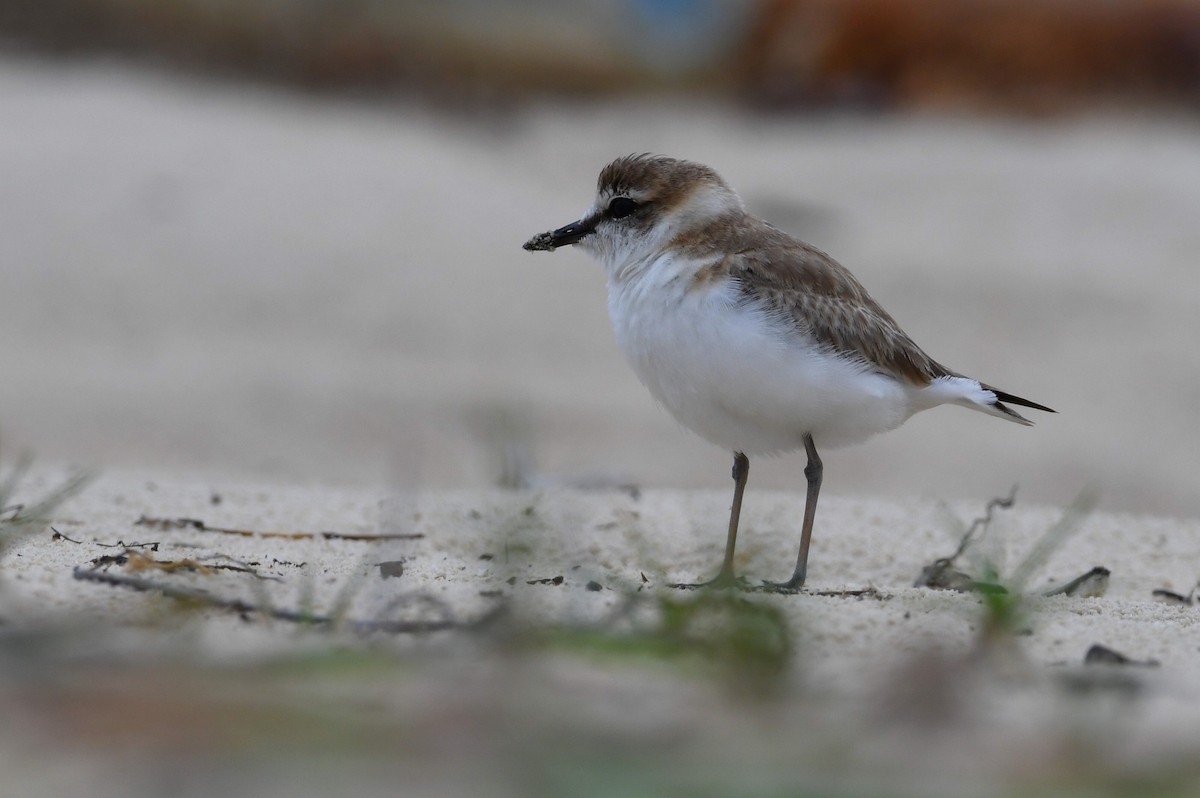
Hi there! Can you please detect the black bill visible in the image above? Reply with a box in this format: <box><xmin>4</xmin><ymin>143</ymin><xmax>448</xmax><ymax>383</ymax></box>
<box><xmin>523</xmin><ymin>217</ymin><xmax>597</xmax><ymax>251</ymax></box>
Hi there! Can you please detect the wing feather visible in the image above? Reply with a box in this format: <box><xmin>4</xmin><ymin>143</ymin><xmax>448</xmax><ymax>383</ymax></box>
<box><xmin>716</xmin><ymin>219</ymin><xmax>950</xmax><ymax>385</ymax></box>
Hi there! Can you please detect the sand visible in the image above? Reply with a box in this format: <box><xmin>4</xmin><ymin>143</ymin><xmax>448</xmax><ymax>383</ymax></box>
<box><xmin>4</xmin><ymin>465</ymin><xmax>1200</xmax><ymax>796</ymax></box>
<box><xmin>2</xmin><ymin>55</ymin><xmax>1200</xmax><ymax>796</ymax></box>
<box><xmin>9</xmin><ymin>467</ymin><xmax>1200</xmax><ymax>673</ymax></box>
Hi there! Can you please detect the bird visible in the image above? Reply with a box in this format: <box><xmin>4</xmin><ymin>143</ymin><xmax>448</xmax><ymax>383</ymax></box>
<box><xmin>523</xmin><ymin>154</ymin><xmax>1053</xmax><ymax>590</ymax></box>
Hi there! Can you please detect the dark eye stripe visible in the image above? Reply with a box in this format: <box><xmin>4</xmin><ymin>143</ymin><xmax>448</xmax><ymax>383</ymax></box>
<box><xmin>608</xmin><ymin>197</ymin><xmax>639</xmax><ymax>219</ymax></box>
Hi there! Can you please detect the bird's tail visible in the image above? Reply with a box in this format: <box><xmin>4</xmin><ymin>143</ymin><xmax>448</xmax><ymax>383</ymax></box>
<box><xmin>987</xmin><ymin>386</ymin><xmax>1056</xmax><ymax>425</ymax></box>
<box><xmin>921</xmin><ymin>376</ymin><xmax>1055</xmax><ymax>426</ymax></box>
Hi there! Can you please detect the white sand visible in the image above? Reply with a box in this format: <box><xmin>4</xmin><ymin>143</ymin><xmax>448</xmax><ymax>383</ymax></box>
<box><xmin>4</xmin><ymin>466</ymin><xmax>1200</xmax><ymax>795</ymax></box>
<box><xmin>2</xmin><ymin>463</ymin><xmax>1200</xmax><ymax>792</ymax></box>
<box><xmin>2</xmin><ymin>55</ymin><xmax>1200</xmax><ymax>795</ymax></box>
<box><xmin>10</xmin><ymin>467</ymin><xmax>1200</xmax><ymax>675</ymax></box>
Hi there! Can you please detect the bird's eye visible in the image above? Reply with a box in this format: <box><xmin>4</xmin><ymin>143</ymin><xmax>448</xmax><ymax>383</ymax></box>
<box><xmin>608</xmin><ymin>197</ymin><xmax>639</xmax><ymax>219</ymax></box>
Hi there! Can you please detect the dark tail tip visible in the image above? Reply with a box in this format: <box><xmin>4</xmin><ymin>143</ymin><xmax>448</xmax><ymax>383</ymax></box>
<box><xmin>991</xmin><ymin>388</ymin><xmax>1055</xmax><ymax>415</ymax></box>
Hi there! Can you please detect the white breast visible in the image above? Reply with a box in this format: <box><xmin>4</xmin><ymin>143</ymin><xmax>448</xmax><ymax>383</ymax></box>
<box><xmin>606</xmin><ymin>253</ymin><xmax>914</xmax><ymax>455</ymax></box>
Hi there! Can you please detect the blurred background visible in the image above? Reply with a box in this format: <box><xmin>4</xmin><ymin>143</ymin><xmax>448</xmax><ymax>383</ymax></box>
<box><xmin>2</xmin><ymin>0</ymin><xmax>1199</xmax><ymax>516</ymax></box>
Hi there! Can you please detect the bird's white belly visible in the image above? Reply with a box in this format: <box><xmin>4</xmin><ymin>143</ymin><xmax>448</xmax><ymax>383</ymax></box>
<box><xmin>608</xmin><ymin>269</ymin><xmax>912</xmax><ymax>455</ymax></box>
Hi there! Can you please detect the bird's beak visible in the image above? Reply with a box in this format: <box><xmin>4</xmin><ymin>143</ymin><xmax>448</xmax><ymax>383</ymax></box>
<box><xmin>523</xmin><ymin>215</ymin><xmax>597</xmax><ymax>252</ymax></box>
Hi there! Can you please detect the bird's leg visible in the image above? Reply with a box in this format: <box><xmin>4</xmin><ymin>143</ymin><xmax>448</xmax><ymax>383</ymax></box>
<box><xmin>764</xmin><ymin>434</ymin><xmax>822</xmax><ymax>592</ymax></box>
<box><xmin>716</xmin><ymin>451</ymin><xmax>750</xmax><ymax>584</ymax></box>
<box><xmin>669</xmin><ymin>451</ymin><xmax>748</xmax><ymax>589</ymax></box>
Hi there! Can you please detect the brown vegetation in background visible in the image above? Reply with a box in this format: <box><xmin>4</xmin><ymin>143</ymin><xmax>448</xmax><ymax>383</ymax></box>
<box><xmin>0</xmin><ymin>0</ymin><xmax>637</xmax><ymax>100</ymax></box>
<box><xmin>2</xmin><ymin>0</ymin><xmax>1200</xmax><ymax>113</ymax></box>
<box><xmin>738</xmin><ymin>0</ymin><xmax>1200</xmax><ymax>112</ymax></box>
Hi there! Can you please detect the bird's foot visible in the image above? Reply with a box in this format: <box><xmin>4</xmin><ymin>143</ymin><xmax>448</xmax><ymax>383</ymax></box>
<box><xmin>668</xmin><ymin>569</ymin><xmax>749</xmax><ymax>591</ymax></box>
<box><xmin>758</xmin><ymin>573</ymin><xmax>806</xmax><ymax>595</ymax></box>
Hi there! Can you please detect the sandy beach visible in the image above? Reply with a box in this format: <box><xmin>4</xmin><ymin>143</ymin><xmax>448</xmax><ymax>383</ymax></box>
<box><xmin>2</xmin><ymin>55</ymin><xmax>1200</xmax><ymax>796</ymax></box>
<box><xmin>5</xmin><ymin>465</ymin><xmax>1200</xmax><ymax>796</ymax></box>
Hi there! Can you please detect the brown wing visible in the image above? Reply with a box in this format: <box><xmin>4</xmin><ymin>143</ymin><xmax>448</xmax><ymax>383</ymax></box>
<box><xmin>720</xmin><ymin>220</ymin><xmax>952</xmax><ymax>386</ymax></box>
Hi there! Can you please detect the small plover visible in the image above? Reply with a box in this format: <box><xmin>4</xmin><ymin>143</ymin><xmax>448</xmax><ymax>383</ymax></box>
<box><xmin>524</xmin><ymin>154</ymin><xmax>1053</xmax><ymax>590</ymax></box>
